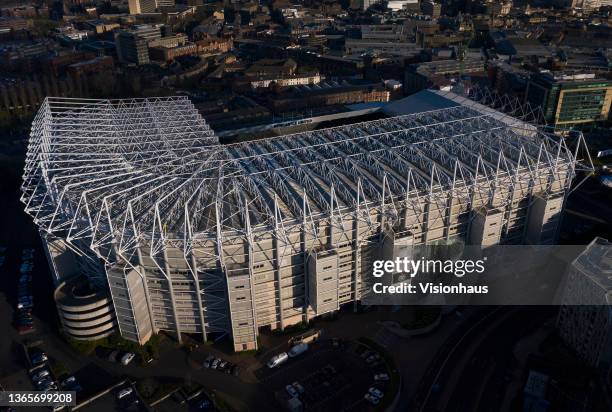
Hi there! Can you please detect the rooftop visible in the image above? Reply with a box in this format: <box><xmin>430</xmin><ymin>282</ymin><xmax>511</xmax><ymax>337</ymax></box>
<box><xmin>22</xmin><ymin>93</ymin><xmax>581</xmax><ymax>254</ymax></box>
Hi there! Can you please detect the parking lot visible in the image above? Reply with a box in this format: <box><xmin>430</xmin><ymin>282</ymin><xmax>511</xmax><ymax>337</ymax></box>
<box><xmin>152</xmin><ymin>387</ymin><xmax>216</xmax><ymax>412</ymax></box>
<box><xmin>77</xmin><ymin>381</ymin><xmax>148</xmax><ymax>412</ymax></box>
<box><xmin>257</xmin><ymin>339</ymin><xmax>392</xmax><ymax>412</ymax></box>
<box><xmin>0</xmin><ymin>243</ymin><xmax>125</xmax><ymax>408</ymax></box>
<box><xmin>189</xmin><ymin>350</ymin><xmax>243</xmax><ymax>380</ymax></box>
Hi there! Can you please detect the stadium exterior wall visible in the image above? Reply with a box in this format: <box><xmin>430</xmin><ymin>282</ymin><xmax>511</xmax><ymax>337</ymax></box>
<box><xmin>23</xmin><ymin>95</ymin><xmax>585</xmax><ymax>351</ymax></box>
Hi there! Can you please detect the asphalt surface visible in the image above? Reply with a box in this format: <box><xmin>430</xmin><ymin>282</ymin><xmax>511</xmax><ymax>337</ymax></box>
<box><xmin>411</xmin><ymin>307</ymin><xmax>557</xmax><ymax>412</ymax></box>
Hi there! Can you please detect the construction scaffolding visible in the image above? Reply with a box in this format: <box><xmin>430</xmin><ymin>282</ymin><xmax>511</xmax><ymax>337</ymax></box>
<box><xmin>22</xmin><ymin>95</ymin><xmax>592</xmax><ymax>350</ymax></box>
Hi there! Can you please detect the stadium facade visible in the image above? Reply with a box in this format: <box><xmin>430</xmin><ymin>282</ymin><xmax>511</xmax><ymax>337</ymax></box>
<box><xmin>22</xmin><ymin>93</ymin><xmax>589</xmax><ymax>350</ymax></box>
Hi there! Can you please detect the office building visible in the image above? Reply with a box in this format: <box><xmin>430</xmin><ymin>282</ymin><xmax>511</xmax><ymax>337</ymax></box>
<box><xmin>23</xmin><ymin>92</ymin><xmax>581</xmax><ymax>350</ymax></box>
<box><xmin>114</xmin><ymin>25</ymin><xmax>162</xmax><ymax>65</ymax></box>
<box><xmin>128</xmin><ymin>0</ymin><xmax>157</xmax><ymax>14</ymax></box>
<box><xmin>115</xmin><ymin>31</ymin><xmax>150</xmax><ymax>65</ymax></box>
<box><xmin>128</xmin><ymin>0</ymin><xmax>174</xmax><ymax>14</ymax></box>
<box><xmin>525</xmin><ymin>72</ymin><xmax>612</xmax><ymax>126</ymax></box>
<box><xmin>557</xmin><ymin>237</ymin><xmax>612</xmax><ymax>368</ymax></box>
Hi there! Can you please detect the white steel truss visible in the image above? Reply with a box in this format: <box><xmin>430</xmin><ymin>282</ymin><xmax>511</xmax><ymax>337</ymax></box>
<box><xmin>22</xmin><ymin>96</ymin><xmax>593</xmax><ymax>260</ymax></box>
<box><xmin>21</xmin><ymin>95</ymin><xmax>594</xmax><ymax>346</ymax></box>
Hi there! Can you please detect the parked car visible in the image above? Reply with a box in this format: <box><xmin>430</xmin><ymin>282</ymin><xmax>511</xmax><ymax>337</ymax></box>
<box><xmin>210</xmin><ymin>358</ymin><xmax>220</xmax><ymax>369</ymax></box>
<box><xmin>366</xmin><ymin>353</ymin><xmax>380</xmax><ymax>364</ymax></box>
<box><xmin>364</xmin><ymin>393</ymin><xmax>380</xmax><ymax>405</ymax></box>
<box><xmin>31</xmin><ymin>369</ymin><xmax>50</xmax><ymax>382</ymax></box>
<box><xmin>374</xmin><ymin>373</ymin><xmax>389</xmax><ymax>382</ymax></box>
<box><xmin>117</xmin><ymin>387</ymin><xmax>133</xmax><ymax>399</ymax></box>
<box><xmin>61</xmin><ymin>376</ymin><xmax>82</xmax><ymax>392</ymax></box>
<box><xmin>203</xmin><ymin>355</ymin><xmax>215</xmax><ymax>368</ymax></box>
<box><xmin>267</xmin><ymin>352</ymin><xmax>288</xmax><ymax>368</ymax></box>
<box><xmin>195</xmin><ymin>397</ymin><xmax>211</xmax><ymax>411</ymax></box>
<box><xmin>121</xmin><ymin>352</ymin><xmax>135</xmax><ymax>365</ymax></box>
<box><xmin>231</xmin><ymin>364</ymin><xmax>241</xmax><ymax>377</ymax></box>
<box><xmin>36</xmin><ymin>378</ymin><xmax>56</xmax><ymax>390</ymax></box>
<box><xmin>285</xmin><ymin>384</ymin><xmax>298</xmax><ymax>398</ymax></box>
<box><xmin>60</xmin><ymin>376</ymin><xmax>76</xmax><ymax>388</ymax></box>
<box><xmin>17</xmin><ymin>324</ymin><xmax>33</xmax><ymax>332</ymax></box>
<box><xmin>292</xmin><ymin>382</ymin><xmax>305</xmax><ymax>394</ymax></box>
<box><xmin>368</xmin><ymin>387</ymin><xmax>384</xmax><ymax>399</ymax></box>
<box><xmin>35</xmin><ymin>377</ymin><xmax>52</xmax><ymax>387</ymax></box>
<box><xmin>42</xmin><ymin>383</ymin><xmax>58</xmax><ymax>392</ymax></box>
<box><xmin>20</xmin><ymin>263</ymin><xmax>33</xmax><ymax>273</ymax></box>
<box><xmin>222</xmin><ymin>362</ymin><xmax>233</xmax><ymax>374</ymax></box>
<box><xmin>288</xmin><ymin>342</ymin><xmax>308</xmax><ymax>358</ymax></box>
<box><xmin>31</xmin><ymin>353</ymin><xmax>48</xmax><ymax>366</ymax></box>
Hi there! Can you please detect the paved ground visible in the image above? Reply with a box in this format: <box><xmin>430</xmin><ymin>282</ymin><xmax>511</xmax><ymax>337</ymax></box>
<box><xmin>409</xmin><ymin>307</ymin><xmax>558</xmax><ymax>412</ymax></box>
<box><xmin>254</xmin><ymin>340</ymin><xmax>379</xmax><ymax>412</ymax></box>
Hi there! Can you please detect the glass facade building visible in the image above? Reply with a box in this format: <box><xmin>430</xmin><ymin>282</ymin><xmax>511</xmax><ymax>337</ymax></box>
<box><xmin>525</xmin><ymin>72</ymin><xmax>612</xmax><ymax>126</ymax></box>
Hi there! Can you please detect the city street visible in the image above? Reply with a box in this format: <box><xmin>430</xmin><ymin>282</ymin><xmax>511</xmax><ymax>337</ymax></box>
<box><xmin>411</xmin><ymin>307</ymin><xmax>557</xmax><ymax>412</ymax></box>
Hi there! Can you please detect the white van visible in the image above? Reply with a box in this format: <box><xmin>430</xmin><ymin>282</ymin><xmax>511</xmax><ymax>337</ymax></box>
<box><xmin>121</xmin><ymin>352</ymin><xmax>135</xmax><ymax>365</ymax></box>
<box><xmin>117</xmin><ymin>387</ymin><xmax>133</xmax><ymax>399</ymax></box>
<box><xmin>288</xmin><ymin>342</ymin><xmax>308</xmax><ymax>358</ymax></box>
<box><xmin>266</xmin><ymin>352</ymin><xmax>289</xmax><ymax>368</ymax></box>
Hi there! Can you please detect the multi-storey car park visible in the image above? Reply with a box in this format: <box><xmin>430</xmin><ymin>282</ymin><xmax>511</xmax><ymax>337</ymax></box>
<box><xmin>22</xmin><ymin>91</ymin><xmax>592</xmax><ymax>351</ymax></box>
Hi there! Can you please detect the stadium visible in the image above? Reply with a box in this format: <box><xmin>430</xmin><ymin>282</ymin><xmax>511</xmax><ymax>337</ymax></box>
<box><xmin>22</xmin><ymin>91</ymin><xmax>588</xmax><ymax>351</ymax></box>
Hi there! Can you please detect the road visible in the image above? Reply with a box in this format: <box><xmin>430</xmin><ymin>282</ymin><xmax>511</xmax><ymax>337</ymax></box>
<box><xmin>411</xmin><ymin>307</ymin><xmax>556</xmax><ymax>412</ymax></box>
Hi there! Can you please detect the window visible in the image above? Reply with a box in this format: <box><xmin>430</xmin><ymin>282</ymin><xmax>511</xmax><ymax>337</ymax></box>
<box><xmin>236</xmin><ymin>297</ymin><xmax>246</xmax><ymax>301</ymax></box>
<box><xmin>324</xmin><ymin>298</ymin><xmax>333</xmax><ymax>303</ymax></box>
<box><xmin>323</xmin><ymin>276</ymin><xmax>333</xmax><ymax>281</ymax></box>
<box><xmin>323</xmin><ymin>265</ymin><xmax>332</xmax><ymax>270</ymax></box>
<box><xmin>235</xmin><ymin>285</ymin><xmax>245</xmax><ymax>289</ymax></box>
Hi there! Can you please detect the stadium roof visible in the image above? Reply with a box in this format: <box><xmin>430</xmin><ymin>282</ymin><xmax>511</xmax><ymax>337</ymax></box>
<box><xmin>22</xmin><ymin>95</ymin><xmax>586</xmax><ymax>258</ymax></box>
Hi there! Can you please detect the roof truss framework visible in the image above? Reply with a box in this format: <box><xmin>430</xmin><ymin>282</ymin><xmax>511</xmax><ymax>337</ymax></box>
<box><xmin>22</xmin><ymin>96</ymin><xmax>589</xmax><ymax>265</ymax></box>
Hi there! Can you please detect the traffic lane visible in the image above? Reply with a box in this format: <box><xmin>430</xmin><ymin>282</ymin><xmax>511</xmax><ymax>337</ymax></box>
<box><xmin>473</xmin><ymin>308</ymin><xmax>555</xmax><ymax>412</ymax></box>
<box><xmin>255</xmin><ymin>344</ymin><xmax>333</xmax><ymax>383</ymax></box>
<box><xmin>438</xmin><ymin>307</ymin><xmax>555</xmax><ymax>412</ymax></box>
<box><xmin>408</xmin><ymin>307</ymin><xmax>511</xmax><ymax>411</ymax></box>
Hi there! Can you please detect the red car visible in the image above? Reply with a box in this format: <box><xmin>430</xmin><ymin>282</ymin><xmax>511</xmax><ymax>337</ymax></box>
<box><xmin>17</xmin><ymin>324</ymin><xmax>34</xmax><ymax>333</ymax></box>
